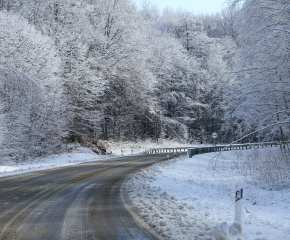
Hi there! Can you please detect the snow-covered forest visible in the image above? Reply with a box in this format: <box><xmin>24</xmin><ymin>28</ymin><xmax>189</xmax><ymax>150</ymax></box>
<box><xmin>0</xmin><ymin>0</ymin><xmax>289</xmax><ymax>161</ymax></box>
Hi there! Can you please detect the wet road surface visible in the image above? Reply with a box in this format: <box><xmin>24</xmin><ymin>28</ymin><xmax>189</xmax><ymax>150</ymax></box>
<box><xmin>0</xmin><ymin>154</ymin><xmax>171</xmax><ymax>240</ymax></box>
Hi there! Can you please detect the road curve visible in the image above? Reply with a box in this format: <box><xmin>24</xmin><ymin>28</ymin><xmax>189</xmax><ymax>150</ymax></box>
<box><xmin>0</xmin><ymin>153</ymin><xmax>171</xmax><ymax>240</ymax></box>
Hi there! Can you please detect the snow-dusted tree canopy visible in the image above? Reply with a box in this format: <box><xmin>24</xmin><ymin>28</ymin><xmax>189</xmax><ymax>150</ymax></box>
<box><xmin>224</xmin><ymin>0</ymin><xmax>290</xmax><ymax>142</ymax></box>
<box><xmin>0</xmin><ymin>10</ymin><xmax>66</xmax><ymax>162</ymax></box>
<box><xmin>0</xmin><ymin>0</ymin><xmax>289</xmax><ymax>161</ymax></box>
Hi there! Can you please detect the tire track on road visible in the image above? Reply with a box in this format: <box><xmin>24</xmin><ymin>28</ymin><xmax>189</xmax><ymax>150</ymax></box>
<box><xmin>0</xmin><ymin>154</ymin><xmax>171</xmax><ymax>240</ymax></box>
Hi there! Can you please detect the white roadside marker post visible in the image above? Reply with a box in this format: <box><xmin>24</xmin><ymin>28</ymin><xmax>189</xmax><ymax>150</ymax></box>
<box><xmin>235</xmin><ymin>181</ymin><xmax>243</xmax><ymax>224</ymax></box>
<box><xmin>212</xmin><ymin>132</ymin><xmax>218</xmax><ymax>152</ymax></box>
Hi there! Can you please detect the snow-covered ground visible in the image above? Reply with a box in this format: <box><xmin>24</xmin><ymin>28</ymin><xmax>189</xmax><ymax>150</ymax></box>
<box><xmin>0</xmin><ymin>140</ymin><xmax>190</xmax><ymax>177</ymax></box>
<box><xmin>0</xmin><ymin>145</ymin><xmax>109</xmax><ymax>177</ymax></box>
<box><xmin>125</xmin><ymin>150</ymin><xmax>290</xmax><ymax>240</ymax></box>
<box><xmin>104</xmin><ymin>139</ymin><xmax>198</xmax><ymax>155</ymax></box>
<box><xmin>0</xmin><ymin>141</ymin><xmax>289</xmax><ymax>240</ymax></box>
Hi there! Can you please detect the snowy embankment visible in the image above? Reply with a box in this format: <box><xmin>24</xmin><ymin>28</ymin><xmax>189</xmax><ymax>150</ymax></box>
<box><xmin>125</xmin><ymin>150</ymin><xmax>290</xmax><ymax>240</ymax></box>
<box><xmin>0</xmin><ymin>140</ymin><xmax>189</xmax><ymax>177</ymax></box>
<box><xmin>104</xmin><ymin>139</ymin><xmax>197</xmax><ymax>155</ymax></box>
<box><xmin>0</xmin><ymin>145</ymin><xmax>110</xmax><ymax>177</ymax></box>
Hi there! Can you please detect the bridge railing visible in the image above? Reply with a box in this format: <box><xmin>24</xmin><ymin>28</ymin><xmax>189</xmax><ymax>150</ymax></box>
<box><xmin>145</xmin><ymin>142</ymin><xmax>284</xmax><ymax>158</ymax></box>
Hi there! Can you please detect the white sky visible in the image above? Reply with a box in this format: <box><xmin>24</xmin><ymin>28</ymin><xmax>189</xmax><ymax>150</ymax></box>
<box><xmin>133</xmin><ymin>0</ymin><xmax>228</xmax><ymax>15</ymax></box>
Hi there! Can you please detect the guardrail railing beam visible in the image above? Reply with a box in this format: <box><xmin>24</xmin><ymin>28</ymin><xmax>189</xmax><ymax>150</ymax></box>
<box><xmin>145</xmin><ymin>142</ymin><xmax>286</xmax><ymax>158</ymax></box>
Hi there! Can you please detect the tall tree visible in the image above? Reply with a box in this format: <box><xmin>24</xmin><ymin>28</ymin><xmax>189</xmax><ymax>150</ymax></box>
<box><xmin>0</xmin><ymin>11</ymin><xmax>66</xmax><ymax>160</ymax></box>
<box><xmin>225</xmin><ymin>0</ymin><xmax>290</xmax><ymax>142</ymax></box>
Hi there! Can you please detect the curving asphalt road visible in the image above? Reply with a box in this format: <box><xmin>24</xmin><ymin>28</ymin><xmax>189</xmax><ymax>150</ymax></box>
<box><xmin>0</xmin><ymin>153</ymin><xmax>172</xmax><ymax>240</ymax></box>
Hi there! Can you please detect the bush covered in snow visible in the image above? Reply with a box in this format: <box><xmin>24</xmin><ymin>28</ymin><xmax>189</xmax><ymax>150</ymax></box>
<box><xmin>230</xmin><ymin>148</ymin><xmax>290</xmax><ymax>190</ymax></box>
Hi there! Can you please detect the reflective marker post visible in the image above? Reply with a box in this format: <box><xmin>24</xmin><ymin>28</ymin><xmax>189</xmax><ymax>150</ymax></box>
<box><xmin>235</xmin><ymin>181</ymin><xmax>243</xmax><ymax>224</ymax></box>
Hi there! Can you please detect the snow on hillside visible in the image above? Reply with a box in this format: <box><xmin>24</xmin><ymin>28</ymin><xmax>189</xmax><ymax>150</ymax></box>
<box><xmin>104</xmin><ymin>139</ymin><xmax>201</xmax><ymax>155</ymax></box>
<box><xmin>125</xmin><ymin>150</ymin><xmax>290</xmax><ymax>240</ymax></box>
<box><xmin>0</xmin><ymin>140</ymin><xmax>191</xmax><ymax>176</ymax></box>
<box><xmin>0</xmin><ymin>141</ymin><xmax>189</xmax><ymax>176</ymax></box>
<box><xmin>0</xmin><ymin>145</ymin><xmax>109</xmax><ymax>177</ymax></box>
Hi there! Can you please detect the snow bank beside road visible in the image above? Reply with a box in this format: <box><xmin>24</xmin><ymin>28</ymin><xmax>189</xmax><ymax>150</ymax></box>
<box><xmin>0</xmin><ymin>146</ymin><xmax>109</xmax><ymax>177</ymax></box>
<box><xmin>0</xmin><ymin>140</ymin><xmax>196</xmax><ymax>177</ymax></box>
<box><xmin>0</xmin><ymin>141</ymin><xmax>158</xmax><ymax>177</ymax></box>
<box><xmin>125</xmin><ymin>151</ymin><xmax>290</xmax><ymax>240</ymax></box>
<box><xmin>104</xmin><ymin>140</ymin><xmax>199</xmax><ymax>155</ymax></box>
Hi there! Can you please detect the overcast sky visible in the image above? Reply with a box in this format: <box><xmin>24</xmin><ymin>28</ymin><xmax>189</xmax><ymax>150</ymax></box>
<box><xmin>133</xmin><ymin>0</ymin><xmax>228</xmax><ymax>15</ymax></box>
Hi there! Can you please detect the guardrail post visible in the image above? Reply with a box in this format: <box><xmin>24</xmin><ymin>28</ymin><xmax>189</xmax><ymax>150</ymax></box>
<box><xmin>188</xmin><ymin>149</ymin><xmax>190</xmax><ymax>158</ymax></box>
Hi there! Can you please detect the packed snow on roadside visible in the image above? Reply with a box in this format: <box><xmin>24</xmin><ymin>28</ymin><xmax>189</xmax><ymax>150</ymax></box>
<box><xmin>125</xmin><ymin>149</ymin><xmax>290</xmax><ymax>240</ymax></box>
<box><xmin>0</xmin><ymin>144</ymin><xmax>111</xmax><ymax>177</ymax></box>
<box><xmin>0</xmin><ymin>140</ymin><xmax>196</xmax><ymax>177</ymax></box>
<box><xmin>104</xmin><ymin>139</ymin><xmax>200</xmax><ymax>155</ymax></box>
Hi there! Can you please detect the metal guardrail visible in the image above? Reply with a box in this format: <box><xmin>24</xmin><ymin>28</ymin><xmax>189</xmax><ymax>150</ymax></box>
<box><xmin>146</xmin><ymin>142</ymin><xmax>284</xmax><ymax>158</ymax></box>
<box><xmin>146</xmin><ymin>147</ymin><xmax>191</xmax><ymax>154</ymax></box>
<box><xmin>188</xmin><ymin>142</ymin><xmax>284</xmax><ymax>158</ymax></box>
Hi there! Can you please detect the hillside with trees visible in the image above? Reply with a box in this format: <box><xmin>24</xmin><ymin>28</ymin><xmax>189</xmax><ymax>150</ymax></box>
<box><xmin>0</xmin><ymin>0</ymin><xmax>289</xmax><ymax>162</ymax></box>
